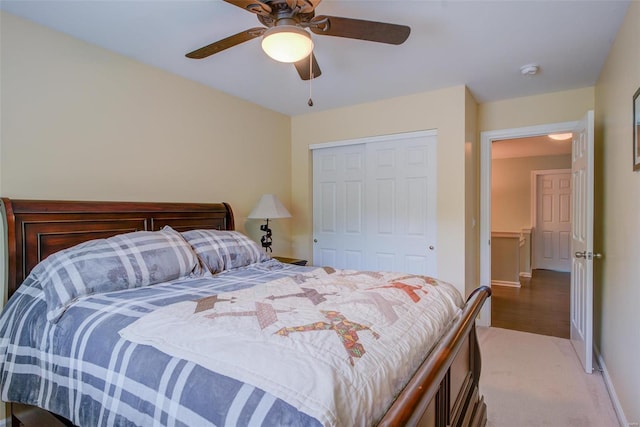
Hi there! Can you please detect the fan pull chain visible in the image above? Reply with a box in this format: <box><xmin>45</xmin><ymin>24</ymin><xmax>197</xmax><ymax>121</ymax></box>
<box><xmin>308</xmin><ymin>54</ymin><xmax>314</xmax><ymax>107</ymax></box>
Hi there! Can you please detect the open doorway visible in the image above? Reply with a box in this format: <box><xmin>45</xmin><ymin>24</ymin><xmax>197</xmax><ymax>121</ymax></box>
<box><xmin>489</xmin><ymin>135</ymin><xmax>572</xmax><ymax>338</ymax></box>
<box><xmin>478</xmin><ymin>121</ymin><xmax>578</xmax><ymax>330</ymax></box>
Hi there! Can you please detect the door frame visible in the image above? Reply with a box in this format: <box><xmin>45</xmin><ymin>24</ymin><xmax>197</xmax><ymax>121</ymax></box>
<box><xmin>530</xmin><ymin>168</ymin><xmax>572</xmax><ymax>271</ymax></box>
<box><xmin>478</xmin><ymin>121</ymin><xmax>577</xmax><ymax>326</ymax></box>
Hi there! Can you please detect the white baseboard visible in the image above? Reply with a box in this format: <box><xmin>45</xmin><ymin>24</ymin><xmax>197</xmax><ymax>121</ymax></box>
<box><xmin>594</xmin><ymin>346</ymin><xmax>631</xmax><ymax>427</ymax></box>
<box><xmin>519</xmin><ymin>272</ymin><xmax>532</xmax><ymax>278</ymax></box>
<box><xmin>491</xmin><ymin>280</ymin><xmax>521</xmax><ymax>288</ymax></box>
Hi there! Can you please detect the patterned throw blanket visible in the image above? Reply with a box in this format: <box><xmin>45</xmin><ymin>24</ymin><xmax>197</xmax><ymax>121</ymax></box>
<box><xmin>120</xmin><ymin>267</ymin><xmax>463</xmax><ymax>427</ymax></box>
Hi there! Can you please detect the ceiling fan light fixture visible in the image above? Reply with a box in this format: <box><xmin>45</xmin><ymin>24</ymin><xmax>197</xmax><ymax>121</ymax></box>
<box><xmin>261</xmin><ymin>26</ymin><xmax>313</xmax><ymax>63</ymax></box>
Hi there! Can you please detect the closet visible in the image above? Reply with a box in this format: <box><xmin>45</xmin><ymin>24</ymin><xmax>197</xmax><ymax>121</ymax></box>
<box><xmin>311</xmin><ymin>130</ymin><xmax>438</xmax><ymax>276</ymax></box>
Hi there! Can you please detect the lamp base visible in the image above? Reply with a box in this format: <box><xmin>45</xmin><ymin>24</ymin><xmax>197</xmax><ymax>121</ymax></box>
<box><xmin>260</xmin><ymin>219</ymin><xmax>273</xmax><ymax>253</ymax></box>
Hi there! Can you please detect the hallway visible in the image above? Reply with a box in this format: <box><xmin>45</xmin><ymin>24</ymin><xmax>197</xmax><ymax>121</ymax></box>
<box><xmin>491</xmin><ymin>269</ymin><xmax>570</xmax><ymax>338</ymax></box>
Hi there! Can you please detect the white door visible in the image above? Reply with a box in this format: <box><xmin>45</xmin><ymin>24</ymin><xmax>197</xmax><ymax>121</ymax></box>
<box><xmin>312</xmin><ymin>143</ymin><xmax>367</xmax><ymax>269</ymax></box>
<box><xmin>312</xmin><ymin>131</ymin><xmax>437</xmax><ymax>276</ymax></box>
<box><xmin>366</xmin><ymin>137</ymin><xmax>437</xmax><ymax>274</ymax></box>
<box><xmin>570</xmin><ymin>110</ymin><xmax>596</xmax><ymax>374</ymax></box>
<box><xmin>534</xmin><ymin>170</ymin><xmax>572</xmax><ymax>272</ymax></box>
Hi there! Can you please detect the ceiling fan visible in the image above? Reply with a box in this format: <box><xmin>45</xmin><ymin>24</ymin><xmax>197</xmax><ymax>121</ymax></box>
<box><xmin>186</xmin><ymin>0</ymin><xmax>411</xmax><ymax>80</ymax></box>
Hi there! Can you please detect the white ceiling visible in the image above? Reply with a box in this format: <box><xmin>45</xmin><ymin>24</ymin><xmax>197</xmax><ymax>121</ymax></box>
<box><xmin>0</xmin><ymin>0</ymin><xmax>630</xmax><ymax>116</ymax></box>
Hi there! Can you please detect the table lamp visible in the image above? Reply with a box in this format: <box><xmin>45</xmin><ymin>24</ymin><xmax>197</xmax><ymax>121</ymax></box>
<box><xmin>247</xmin><ymin>194</ymin><xmax>292</xmax><ymax>253</ymax></box>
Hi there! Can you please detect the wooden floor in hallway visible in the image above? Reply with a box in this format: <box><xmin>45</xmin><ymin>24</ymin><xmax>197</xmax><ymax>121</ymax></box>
<box><xmin>491</xmin><ymin>269</ymin><xmax>570</xmax><ymax>338</ymax></box>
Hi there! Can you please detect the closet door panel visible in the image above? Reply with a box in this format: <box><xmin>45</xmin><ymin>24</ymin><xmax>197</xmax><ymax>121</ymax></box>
<box><xmin>313</xmin><ymin>144</ymin><xmax>366</xmax><ymax>269</ymax></box>
<box><xmin>366</xmin><ymin>135</ymin><xmax>437</xmax><ymax>275</ymax></box>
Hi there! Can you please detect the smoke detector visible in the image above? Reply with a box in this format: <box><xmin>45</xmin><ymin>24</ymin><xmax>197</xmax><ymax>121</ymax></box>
<box><xmin>520</xmin><ymin>64</ymin><xmax>540</xmax><ymax>76</ymax></box>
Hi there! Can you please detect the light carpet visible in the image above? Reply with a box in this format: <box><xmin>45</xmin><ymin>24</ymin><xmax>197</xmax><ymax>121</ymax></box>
<box><xmin>477</xmin><ymin>327</ymin><xmax>619</xmax><ymax>427</ymax></box>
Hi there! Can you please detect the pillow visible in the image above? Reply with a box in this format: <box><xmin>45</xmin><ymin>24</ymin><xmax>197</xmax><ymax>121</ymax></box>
<box><xmin>33</xmin><ymin>226</ymin><xmax>200</xmax><ymax>322</ymax></box>
<box><xmin>181</xmin><ymin>229</ymin><xmax>268</xmax><ymax>274</ymax></box>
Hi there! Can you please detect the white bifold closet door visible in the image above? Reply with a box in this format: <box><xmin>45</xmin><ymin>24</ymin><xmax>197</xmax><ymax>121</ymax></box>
<box><xmin>312</xmin><ymin>131</ymin><xmax>437</xmax><ymax>276</ymax></box>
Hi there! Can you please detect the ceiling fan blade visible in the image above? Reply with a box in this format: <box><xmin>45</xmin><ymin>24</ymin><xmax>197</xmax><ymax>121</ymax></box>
<box><xmin>186</xmin><ymin>28</ymin><xmax>266</xmax><ymax>59</ymax></box>
<box><xmin>310</xmin><ymin>15</ymin><xmax>410</xmax><ymax>45</ymax></box>
<box><xmin>285</xmin><ymin>0</ymin><xmax>322</xmax><ymax>14</ymax></box>
<box><xmin>223</xmin><ymin>0</ymin><xmax>271</xmax><ymax>16</ymax></box>
<box><xmin>294</xmin><ymin>53</ymin><xmax>322</xmax><ymax>80</ymax></box>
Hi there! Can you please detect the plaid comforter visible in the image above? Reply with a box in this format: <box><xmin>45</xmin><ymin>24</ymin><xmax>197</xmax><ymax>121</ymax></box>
<box><xmin>0</xmin><ymin>260</ymin><xmax>322</xmax><ymax>427</ymax></box>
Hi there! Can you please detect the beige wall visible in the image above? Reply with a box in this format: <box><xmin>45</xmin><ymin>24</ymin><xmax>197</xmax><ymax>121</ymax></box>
<box><xmin>492</xmin><ymin>155</ymin><xmax>571</xmax><ymax>232</ymax></box>
<box><xmin>479</xmin><ymin>87</ymin><xmax>595</xmax><ymax>132</ymax></box>
<box><xmin>464</xmin><ymin>88</ymin><xmax>480</xmax><ymax>295</ymax></box>
<box><xmin>291</xmin><ymin>86</ymin><xmax>472</xmax><ymax>295</ymax></box>
<box><xmin>0</xmin><ymin>11</ymin><xmax>294</xmax><ymax>255</ymax></box>
<box><xmin>594</xmin><ymin>1</ymin><xmax>640</xmax><ymax>423</ymax></box>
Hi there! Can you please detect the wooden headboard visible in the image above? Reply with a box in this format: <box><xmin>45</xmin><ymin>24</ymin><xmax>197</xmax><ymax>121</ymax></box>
<box><xmin>1</xmin><ymin>198</ymin><xmax>235</xmax><ymax>298</ymax></box>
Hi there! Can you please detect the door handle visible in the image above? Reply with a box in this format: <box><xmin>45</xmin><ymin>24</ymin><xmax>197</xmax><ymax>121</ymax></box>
<box><xmin>575</xmin><ymin>251</ymin><xmax>603</xmax><ymax>259</ymax></box>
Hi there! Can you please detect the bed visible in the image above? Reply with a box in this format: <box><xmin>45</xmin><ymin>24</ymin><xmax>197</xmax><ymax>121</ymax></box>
<box><xmin>0</xmin><ymin>198</ymin><xmax>490</xmax><ymax>427</ymax></box>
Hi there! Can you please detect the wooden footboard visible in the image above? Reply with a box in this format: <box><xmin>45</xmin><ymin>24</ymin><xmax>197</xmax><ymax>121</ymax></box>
<box><xmin>378</xmin><ymin>286</ymin><xmax>490</xmax><ymax>427</ymax></box>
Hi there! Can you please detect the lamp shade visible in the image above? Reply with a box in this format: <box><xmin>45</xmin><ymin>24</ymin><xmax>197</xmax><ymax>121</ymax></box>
<box><xmin>261</xmin><ymin>26</ymin><xmax>313</xmax><ymax>63</ymax></box>
<box><xmin>247</xmin><ymin>194</ymin><xmax>292</xmax><ymax>219</ymax></box>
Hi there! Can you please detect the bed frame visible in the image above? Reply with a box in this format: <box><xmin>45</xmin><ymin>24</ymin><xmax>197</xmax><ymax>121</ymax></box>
<box><xmin>1</xmin><ymin>198</ymin><xmax>490</xmax><ymax>427</ymax></box>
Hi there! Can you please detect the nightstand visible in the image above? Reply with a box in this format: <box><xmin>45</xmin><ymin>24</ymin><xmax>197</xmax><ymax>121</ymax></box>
<box><xmin>273</xmin><ymin>256</ymin><xmax>308</xmax><ymax>266</ymax></box>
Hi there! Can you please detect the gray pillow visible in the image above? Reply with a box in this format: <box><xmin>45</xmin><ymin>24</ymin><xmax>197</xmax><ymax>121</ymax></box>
<box><xmin>181</xmin><ymin>229</ymin><xmax>268</xmax><ymax>274</ymax></box>
<box><xmin>33</xmin><ymin>226</ymin><xmax>200</xmax><ymax>322</ymax></box>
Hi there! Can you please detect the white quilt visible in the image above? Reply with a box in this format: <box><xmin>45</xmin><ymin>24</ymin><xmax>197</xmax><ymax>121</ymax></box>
<box><xmin>120</xmin><ymin>268</ymin><xmax>463</xmax><ymax>426</ymax></box>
